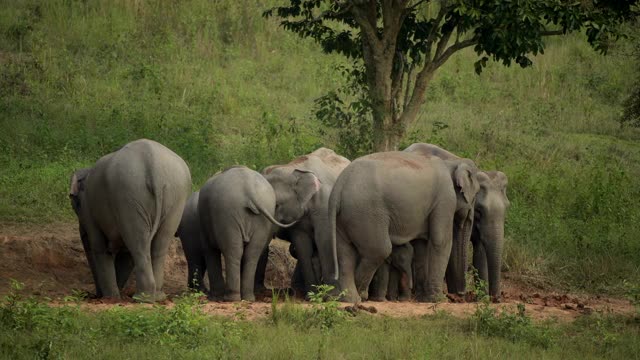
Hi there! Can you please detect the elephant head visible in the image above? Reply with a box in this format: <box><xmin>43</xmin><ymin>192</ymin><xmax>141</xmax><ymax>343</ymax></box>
<box><xmin>443</xmin><ymin>159</ymin><xmax>480</xmax><ymax>295</ymax></box>
<box><xmin>263</xmin><ymin>168</ymin><xmax>321</xmax><ymax>224</ymax></box>
<box><xmin>390</xmin><ymin>243</ymin><xmax>414</xmax><ymax>290</ymax></box>
<box><xmin>473</xmin><ymin>171</ymin><xmax>510</xmax><ymax>299</ymax></box>
<box><xmin>69</xmin><ymin>168</ymin><xmax>91</xmax><ymax>217</ymax></box>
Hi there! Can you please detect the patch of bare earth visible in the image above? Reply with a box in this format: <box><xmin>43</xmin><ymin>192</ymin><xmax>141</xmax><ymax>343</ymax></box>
<box><xmin>0</xmin><ymin>222</ymin><xmax>635</xmax><ymax>322</ymax></box>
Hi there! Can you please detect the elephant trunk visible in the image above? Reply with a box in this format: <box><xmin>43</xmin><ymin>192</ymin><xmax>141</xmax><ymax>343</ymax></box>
<box><xmin>447</xmin><ymin>212</ymin><xmax>472</xmax><ymax>295</ymax></box>
<box><xmin>482</xmin><ymin>222</ymin><xmax>504</xmax><ymax>299</ymax></box>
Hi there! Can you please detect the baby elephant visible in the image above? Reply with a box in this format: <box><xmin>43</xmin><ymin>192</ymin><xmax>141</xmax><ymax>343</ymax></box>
<box><xmin>368</xmin><ymin>243</ymin><xmax>414</xmax><ymax>302</ymax></box>
<box><xmin>198</xmin><ymin>166</ymin><xmax>296</xmax><ymax>301</ymax></box>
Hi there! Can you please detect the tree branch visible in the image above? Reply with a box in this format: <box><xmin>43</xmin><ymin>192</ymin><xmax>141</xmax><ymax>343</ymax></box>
<box><xmin>408</xmin><ymin>0</ymin><xmax>429</xmax><ymax>11</ymax></box>
<box><xmin>423</xmin><ymin>5</ymin><xmax>447</xmax><ymax>65</ymax></box>
<box><xmin>433</xmin><ymin>25</ymin><xmax>454</xmax><ymax>61</ymax></box>
<box><xmin>433</xmin><ymin>38</ymin><xmax>477</xmax><ymax>68</ymax></box>
<box><xmin>313</xmin><ymin>1</ymin><xmax>353</xmax><ymax>22</ymax></box>
<box><xmin>350</xmin><ymin>2</ymin><xmax>380</xmax><ymax>44</ymax></box>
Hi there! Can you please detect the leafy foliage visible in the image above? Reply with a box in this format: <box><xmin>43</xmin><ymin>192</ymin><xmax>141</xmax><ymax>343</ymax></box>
<box><xmin>266</xmin><ymin>0</ymin><xmax>639</xmax><ymax>150</ymax></box>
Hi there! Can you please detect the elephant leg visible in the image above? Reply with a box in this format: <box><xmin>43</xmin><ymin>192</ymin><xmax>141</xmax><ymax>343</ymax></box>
<box><xmin>118</xmin><ymin>216</ymin><xmax>157</xmax><ymax>301</ymax></box>
<box><xmin>368</xmin><ymin>263</ymin><xmax>389</xmax><ymax>302</ymax></box>
<box><xmin>337</xmin><ymin>229</ymin><xmax>359</xmax><ymax>303</ymax></box>
<box><xmin>205</xmin><ymin>247</ymin><xmax>225</xmax><ymax>301</ymax></box>
<box><xmin>187</xmin><ymin>258</ymin><xmax>207</xmax><ymax>292</ymax></box>
<box><xmin>240</xmin><ymin>232</ymin><xmax>270</xmax><ymax>301</ymax></box>
<box><xmin>217</xmin><ymin>230</ymin><xmax>243</xmax><ymax>302</ymax></box>
<box><xmin>352</xmin><ymin>227</ymin><xmax>391</xmax><ymax>301</ymax></box>
<box><xmin>253</xmin><ymin>246</ymin><xmax>269</xmax><ymax>295</ymax></box>
<box><xmin>78</xmin><ymin>224</ymin><xmax>102</xmax><ymax>297</ymax></box>
<box><xmin>412</xmin><ymin>239</ymin><xmax>428</xmax><ymax>298</ymax></box>
<box><xmin>86</xmin><ymin>225</ymin><xmax>119</xmax><ymax>298</ymax></box>
<box><xmin>291</xmin><ymin>261</ymin><xmax>306</xmax><ymax>294</ymax></box>
<box><xmin>115</xmin><ymin>250</ymin><xmax>134</xmax><ymax>291</ymax></box>
<box><xmin>149</xmin><ymin>225</ymin><xmax>179</xmax><ymax>301</ymax></box>
<box><xmin>420</xmin><ymin>211</ymin><xmax>454</xmax><ymax>302</ymax></box>
<box><xmin>290</xmin><ymin>230</ymin><xmax>318</xmax><ymax>296</ymax></box>
<box><xmin>387</xmin><ymin>267</ymin><xmax>400</xmax><ymax>301</ymax></box>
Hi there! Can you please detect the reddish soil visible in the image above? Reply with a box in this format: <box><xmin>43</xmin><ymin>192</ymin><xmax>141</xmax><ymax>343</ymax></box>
<box><xmin>0</xmin><ymin>222</ymin><xmax>635</xmax><ymax>322</ymax></box>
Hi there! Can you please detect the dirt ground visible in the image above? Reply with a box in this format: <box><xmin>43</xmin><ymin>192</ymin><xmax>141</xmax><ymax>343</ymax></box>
<box><xmin>0</xmin><ymin>222</ymin><xmax>635</xmax><ymax>322</ymax></box>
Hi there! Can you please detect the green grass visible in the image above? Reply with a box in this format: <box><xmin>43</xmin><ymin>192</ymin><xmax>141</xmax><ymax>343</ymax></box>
<box><xmin>1</xmin><ymin>0</ymin><xmax>640</xmax><ymax>295</ymax></box>
<box><xmin>1</xmin><ymin>284</ymin><xmax>640</xmax><ymax>359</ymax></box>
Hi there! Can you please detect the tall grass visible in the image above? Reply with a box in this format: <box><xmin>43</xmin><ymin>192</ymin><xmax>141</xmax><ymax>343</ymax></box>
<box><xmin>1</xmin><ymin>0</ymin><xmax>639</xmax><ymax>294</ymax></box>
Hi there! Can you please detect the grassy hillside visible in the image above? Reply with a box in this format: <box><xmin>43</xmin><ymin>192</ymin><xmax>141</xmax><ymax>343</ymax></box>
<box><xmin>1</xmin><ymin>0</ymin><xmax>639</xmax><ymax>294</ymax></box>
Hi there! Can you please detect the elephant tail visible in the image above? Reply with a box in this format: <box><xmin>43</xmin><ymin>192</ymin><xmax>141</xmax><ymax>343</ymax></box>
<box><xmin>249</xmin><ymin>200</ymin><xmax>297</xmax><ymax>229</ymax></box>
<box><xmin>148</xmin><ymin>182</ymin><xmax>166</xmax><ymax>244</ymax></box>
<box><xmin>327</xmin><ymin>178</ymin><xmax>341</xmax><ymax>281</ymax></box>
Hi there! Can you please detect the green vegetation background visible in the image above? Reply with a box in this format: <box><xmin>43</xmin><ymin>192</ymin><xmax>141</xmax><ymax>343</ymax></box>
<box><xmin>1</xmin><ymin>0</ymin><xmax>639</xmax><ymax>295</ymax></box>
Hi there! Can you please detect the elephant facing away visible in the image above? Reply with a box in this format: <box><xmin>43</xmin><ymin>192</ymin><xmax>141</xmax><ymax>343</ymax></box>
<box><xmin>368</xmin><ymin>243</ymin><xmax>414</xmax><ymax>302</ymax></box>
<box><xmin>69</xmin><ymin>139</ymin><xmax>192</xmax><ymax>302</ymax></box>
<box><xmin>258</xmin><ymin>148</ymin><xmax>349</xmax><ymax>295</ymax></box>
<box><xmin>404</xmin><ymin>143</ymin><xmax>509</xmax><ymax>299</ymax></box>
<box><xmin>175</xmin><ymin>191</ymin><xmax>208</xmax><ymax>293</ymax></box>
<box><xmin>198</xmin><ymin>166</ymin><xmax>297</xmax><ymax>302</ymax></box>
<box><xmin>329</xmin><ymin>152</ymin><xmax>477</xmax><ymax>303</ymax></box>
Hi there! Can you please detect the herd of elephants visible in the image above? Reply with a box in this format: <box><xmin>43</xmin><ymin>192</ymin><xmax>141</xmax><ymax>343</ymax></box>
<box><xmin>68</xmin><ymin>139</ymin><xmax>509</xmax><ymax>304</ymax></box>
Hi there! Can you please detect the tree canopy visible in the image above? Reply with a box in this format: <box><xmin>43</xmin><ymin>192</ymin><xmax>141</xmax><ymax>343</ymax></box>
<box><xmin>265</xmin><ymin>0</ymin><xmax>639</xmax><ymax>152</ymax></box>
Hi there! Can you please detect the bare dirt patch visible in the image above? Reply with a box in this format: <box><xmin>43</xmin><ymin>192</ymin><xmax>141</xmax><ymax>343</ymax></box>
<box><xmin>0</xmin><ymin>222</ymin><xmax>635</xmax><ymax>322</ymax></box>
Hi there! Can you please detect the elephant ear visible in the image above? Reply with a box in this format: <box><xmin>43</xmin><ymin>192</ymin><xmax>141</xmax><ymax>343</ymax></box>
<box><xmin>293</xmin><ymin>169</ymin><xmax>321</xmax><ymax>205</ymax></box>
<box><xmin>69</xmin><ymin>168</ymin><xmax>90</xmax><ymax>197</ymax></box>
<box><xmin>454</xmin><ymin>163</ymin><xmax>480</xmax><ymax>205</ymax></box>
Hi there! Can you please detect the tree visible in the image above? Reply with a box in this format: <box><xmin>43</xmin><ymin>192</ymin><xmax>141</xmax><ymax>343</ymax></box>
<box><xmin>265</xmin><ymin>0</ymin><xmax>639</xmax><ymax>152</ymax></box>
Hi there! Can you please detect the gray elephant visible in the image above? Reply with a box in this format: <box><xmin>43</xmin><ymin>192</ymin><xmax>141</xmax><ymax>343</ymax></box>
<box><xmin>329</xmin><ymin>151</ymin><xmax>479</xmax><ymax>303</ymax></box>
<box><xmin>404</xmin><ymin>143</ymin><xmax>509</xmax><ymax>299</ymax></box>
<box><xmin>174</xmin><ymin>191</ymin><xmax>207</xmax><ymax>293</ymax></box>
<box><xmin>69</xmin><ymin>139</ymin><xmax>191</xmax><ymax>302</ymax></box>
<box><xmin>258</xmin><ymin>148</ymin><xmax>349</xmax><ymax>295</ymax></box>
<box><xmin>198</xmin><ymin>166</ymin><xmax>296</xmax><ymax>302</ymax></box>
<box><xmin>368</xmin><ymin>243</ymin><xmax>414</xmax><ymax>302</ymax></box>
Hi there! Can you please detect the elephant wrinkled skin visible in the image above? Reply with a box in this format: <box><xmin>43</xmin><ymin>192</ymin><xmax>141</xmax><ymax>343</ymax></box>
<box><xmin>69</xmin><ymin>139</ymin><xmax>192</xmax><ymax>302</ymax></box>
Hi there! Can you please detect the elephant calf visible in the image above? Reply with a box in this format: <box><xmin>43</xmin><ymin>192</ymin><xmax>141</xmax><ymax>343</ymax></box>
<box><xmin>69</xmin><ymin>139</ymin><xmax>191</xmax><ymax>302</ymax></box>
<box><xmin>368</xmin><ymin>243</ymin><xmax>414</xmax><ymax>302</ymax></box>
<box><xmin>198</xmin><ymin>166</ymin><xmax>296</xmax><ymax>302</ymax></box>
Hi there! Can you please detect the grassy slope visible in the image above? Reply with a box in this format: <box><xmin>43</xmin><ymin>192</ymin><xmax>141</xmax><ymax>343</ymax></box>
<box><xmin>1</xmin><ymin>290</ymin><xmax>639</xmax><ymax>359</ymax></box>
<box><xmin>1</xmin><ymin>0</ymin><xmax>639</xmax><ymax>294</ymax></box>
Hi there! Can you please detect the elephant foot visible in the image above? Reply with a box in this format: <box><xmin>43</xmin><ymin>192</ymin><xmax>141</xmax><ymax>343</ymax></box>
<box><xmin>154</xmin><ymin>291</ymin><xmax>168</xmax><ymax>302</ymax></box>
<box><xmin>207</xmin><ymin>294</ymin><xmax>224</xmax><ymax>302</ymax></box>
<box><xmin>339</xmin><ymin>290</ymin><xmax>361</xmax><ymax>304</ymax></box>
<box><xmin>415</xmin><ymin>291</ymin><xmax>444</xmax><ymax>303</ymax></box>
<box><xmin>398</xmin><ymin>294</ymin><xmax>411</xmax><ymax>302</ymax></box>
<box><xmin>132</xmin><ymin>291</ymin><xmax>156</xmax><ymax>303</ymax></box>
<box><xmin>241</xmin><ymin>293</ymin><xmax>256</xmax><ymax>302</ymax></box>
<box><xmin>224</xmin><ymin>292</ymin><xmax>242</xmax><ymax>302</ymax></box>
<box><xmin>368</xmin><ymin>296</ymin><xmax>386</xmax><ymax>302</ymax></box>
